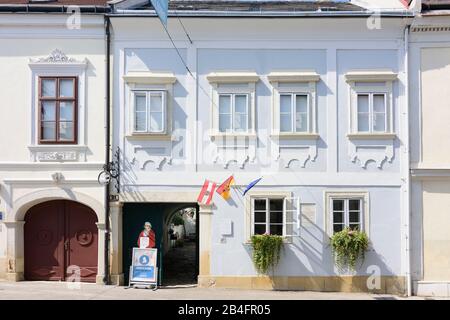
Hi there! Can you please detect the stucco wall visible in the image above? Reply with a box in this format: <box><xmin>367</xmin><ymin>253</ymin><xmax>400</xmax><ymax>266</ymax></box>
<box><xmin>0</xmin><ymin>14</ymin><xmax>106</xmax><ymax>280</ymax></box>
<box><xmin>422</xmin><ymin>181</ymin><xmax>450</xmax><ymax>281</ymax></box>
<box><xmin>113</xmin><ymin>17</ymin><xmax>408</xmax><ymax>282</ymax></box>
<box><xmin>409</xmin><ymin>17</ymin><xmax>450</xmax><ymax>295</ymax></box>
<box><xmin>420</xmin><ymin>48</ymin><xmax>450</xmax><ymax>166</ymax></box>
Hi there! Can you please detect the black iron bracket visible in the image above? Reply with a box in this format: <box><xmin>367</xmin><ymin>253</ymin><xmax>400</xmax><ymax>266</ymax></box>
<box><xmin>98</xmin><ymin>146</ymin><xmax>121</xmax><ymax>194</ymax></box>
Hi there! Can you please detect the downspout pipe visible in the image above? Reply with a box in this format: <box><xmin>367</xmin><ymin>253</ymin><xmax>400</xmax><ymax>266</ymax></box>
<box><xmin>103</xmin><ymin>15</ymin><xmax>111</xmax><ymax>285</ymax></box>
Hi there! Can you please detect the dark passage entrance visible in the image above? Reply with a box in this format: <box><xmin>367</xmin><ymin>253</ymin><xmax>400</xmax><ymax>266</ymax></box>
<box><xmin>163</xmin><ymin>208</ymin><xmax>198</xmax><ymax>286</ymax></box>
<box><xmin>122</xmin><ymin>202</ymin><xmax>199</xmax><ymax>286</ymax></box>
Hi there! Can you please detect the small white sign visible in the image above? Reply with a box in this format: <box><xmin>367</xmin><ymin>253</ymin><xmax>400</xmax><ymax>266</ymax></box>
<box><xmin>139</xmin><ymin>237</ymin><xmax>149</xmax><ymax>249</ymax></box>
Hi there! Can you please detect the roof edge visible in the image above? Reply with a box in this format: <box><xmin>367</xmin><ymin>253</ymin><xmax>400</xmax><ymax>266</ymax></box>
<box><xmin>0</xmin><ymin>4</ymin><xmax>109</xmax><ymax>13</ymax></box>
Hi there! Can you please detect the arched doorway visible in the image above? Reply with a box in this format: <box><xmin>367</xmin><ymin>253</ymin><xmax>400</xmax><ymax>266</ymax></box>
<box><xmin>163</xmin><ymin>207</ymin><xmax>198</xmax><ymax>286</ymax></box>
<box><xmin>24</xmin><ymin>200</ymin><xmax>98</xmax><ymax>282</ymax></box>
<box><xmin>122</xmin><ymin>202</ymin><xmax>199</xmax><ymax>286</ymax></box>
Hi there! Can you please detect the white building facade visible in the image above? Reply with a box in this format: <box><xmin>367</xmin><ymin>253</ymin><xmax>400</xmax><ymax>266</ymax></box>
<box><xmin>109</xmin><ymin>0</ymin><xmax>414</xmax><ymax>294</ymax></box>
<box><xmin>3</xmin><ymin>0</ymin><xmax>450</xmax><ymax>297</ymax></box>
<box><xmin>0</xmin><ymin>6</ymin><xmax>108</xmax><ymax>283</ymax></box>
<box><xmin>409</xmin><ymin>0</ymin><xmax>450</xmax><ymax>297</ymax></box>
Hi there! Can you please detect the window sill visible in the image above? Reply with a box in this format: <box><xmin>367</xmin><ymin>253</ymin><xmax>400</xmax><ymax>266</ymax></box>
<box><xmin>28</xmin><ymin>145</ymin><xmax>88</xmax><ymax>150</ymax></box>
<box><xmin>271</xmin><ymin>133</ymin><xmax>319</xmax><ymax>140</ymax></box>
<box><xmin>347</xmin><ymin>133</ymin><xmax>396</xmax><ymax>140</ymax></box>
<box><xmin>126</xmin><ymin>133</ymin><xmax>174</xmax><ymax>141</ymax></box>
<box><xmin>28</xmin><ymin>145</ymin><xmax>88</xmax><ymax>162</ymax></box>
<box><xmin>243</xmin><ymin>237</ymin><xmax>293</xmax><ymax>245</ymax></box>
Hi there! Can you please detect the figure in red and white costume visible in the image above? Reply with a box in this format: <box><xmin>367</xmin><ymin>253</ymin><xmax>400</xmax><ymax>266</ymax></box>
<box><xmin>137</xmin><ymin>221</ymin><xmax>156</xmax><ymax>248</ymax></box>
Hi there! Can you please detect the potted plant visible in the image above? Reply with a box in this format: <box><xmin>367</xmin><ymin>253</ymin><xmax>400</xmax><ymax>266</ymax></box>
<box><xmin>250</xmin><ymin>233</ymin><xmax>284</xmax><ymax>274</ymax></box>
<box><xmin>330</xmin><ymin>227</ymin><xmax>369</xmax><ymax>270</ymax></box>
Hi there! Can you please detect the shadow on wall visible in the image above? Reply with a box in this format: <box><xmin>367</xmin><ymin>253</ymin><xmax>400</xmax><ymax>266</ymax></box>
<box><xmin>242</xmin><ymin>214</ymin><xmax>397</xmax><ymax>292</ymax></box>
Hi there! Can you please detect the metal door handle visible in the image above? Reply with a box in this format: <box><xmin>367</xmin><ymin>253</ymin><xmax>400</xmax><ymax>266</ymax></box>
<box><xmin>64</xmin><ymin>239</ymin><xmax>69</xmax><ymax>251</ymax></box>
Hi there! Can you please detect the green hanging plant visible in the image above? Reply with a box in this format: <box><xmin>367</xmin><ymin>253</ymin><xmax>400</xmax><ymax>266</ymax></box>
<box><xmin>330</xmin><ymin>227</ymin><xmax>369</xmax><ymax>270</ymax></box>
<box><xmin>250</xmin><ymin>234</ymin><xmax>284</xmax><ymax>274</ymax></box>
<box><xmin>172</xmin><ymin>213</ymin><xmax>185</xmax><ymax>226</ymax></box>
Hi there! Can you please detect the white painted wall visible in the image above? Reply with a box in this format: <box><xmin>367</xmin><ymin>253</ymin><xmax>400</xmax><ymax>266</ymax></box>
<box><xmin>112</xmin><ymin>17</ymin><xmax>410</xmax><ymax>278</ymax></box>
<box><xmin>0</xmin><ymin>13</ymin><xmax>106</xmax><ymax>280</ymax></box>
<box><xmin>410</xmin><ymin>16</ymin><xmax>450</xmax><ymax>295</ymax></box>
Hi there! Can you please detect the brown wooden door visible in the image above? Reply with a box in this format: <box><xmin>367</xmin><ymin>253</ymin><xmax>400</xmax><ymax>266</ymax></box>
<box><xmin>24</xmin><ymin>200</ymin><xmax>98</xmax><ymax>282</ymax></box>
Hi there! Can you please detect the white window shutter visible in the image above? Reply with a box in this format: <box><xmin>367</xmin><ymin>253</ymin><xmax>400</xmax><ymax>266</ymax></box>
<box><xmin>283</xmin><ymin>197</ymin><xmax>300</xmax><ymax>238</ymax></box>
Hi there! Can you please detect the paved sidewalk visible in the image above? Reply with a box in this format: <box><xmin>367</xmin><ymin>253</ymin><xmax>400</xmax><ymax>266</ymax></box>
<box><xmin>0</xmin><ymin>281</ymin><xmax>430</xmax><ymax>300</ymax></box>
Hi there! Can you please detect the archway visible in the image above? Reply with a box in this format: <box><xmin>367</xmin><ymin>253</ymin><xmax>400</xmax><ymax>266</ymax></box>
<box><xmin>24</xmin><ymin>200</ymin><xmax>98</xmax><ymax>282</ymax></box>
<box><xmin>163</xmin><ymin>207</ymin><xmax>198</xmax><ymax>286</ymax></box>
<box><xmin>121</xmin><ymin>202</ymin><xmax>199</xmax><ymax>286</ymax></box>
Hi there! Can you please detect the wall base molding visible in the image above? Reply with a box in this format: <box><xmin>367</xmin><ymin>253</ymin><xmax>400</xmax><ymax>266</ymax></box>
<box><xmin>110</xmin><ymin>273</ymin><xmax>125</xmax><ymax>286</ymax></box>
<box><xmin>5</xmin><ymin>272</ymin><xmax>24</xmax><ymax>282</ymax></box>
<box><xmin>198</xmin><ymin>275</ymin><xmax>406</xmax><ymax>295</ymax></box>
<box><xmin>415</xmin><ymin>281</ymin><xmax>450</xmax><ymax>297</ymax></box>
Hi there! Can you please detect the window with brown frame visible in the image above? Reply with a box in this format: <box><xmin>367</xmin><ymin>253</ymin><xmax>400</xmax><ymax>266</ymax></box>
<box><xmin>39</xmin><ymin>76</ymin><xmax>77</xmax><ymax>144</ymax></box>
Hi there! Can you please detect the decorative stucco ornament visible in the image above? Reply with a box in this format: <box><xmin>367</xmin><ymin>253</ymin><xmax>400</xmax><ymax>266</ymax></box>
<box><xmin>36</xmin><ymin>49</ymin><xmax>76</xmax><ymax>63</ymax></box>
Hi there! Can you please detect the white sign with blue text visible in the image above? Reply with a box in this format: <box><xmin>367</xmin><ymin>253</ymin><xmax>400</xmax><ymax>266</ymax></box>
<box><xmin>130</xmin><ymin>247</ymin><xmax>158</xmax><ymax>285</ymax></box>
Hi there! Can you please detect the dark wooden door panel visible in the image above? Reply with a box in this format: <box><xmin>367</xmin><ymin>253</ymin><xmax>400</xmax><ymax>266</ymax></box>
<box><xmin>24</xmin><ymin>201</ymin><xmax>65</xmax><ymax>281</ymax></box>
<box><xmin>24</xmin><ymin>200</ymin><xmax>98</xmax><ymax>283</ymax></box>
<box><xmin>66</xmin><ymin>201</ymin><xmax>98</xmax><ymax>283</ymax></box>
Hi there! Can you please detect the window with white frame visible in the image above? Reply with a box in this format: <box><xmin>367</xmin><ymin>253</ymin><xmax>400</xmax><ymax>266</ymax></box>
<box><xmin>280</xmin><ymin>93</ymin><xmax>310</xmax><ymax>133</ymax></box>
<box><xmin>250</xmin><ymin>196</ymin><xmax>299</xmax><ymax>238</ymax></box>
<box><xmin>218</xmin><ymin>93</ymin><xmax>249</xmax><ymax>133</ymax></box>
<box><xmin>267</xmin><ymin>72</ymin><xmax>320</xmax><ymax>136</ymax></box>
<box><xmin>356</xmin><ymin>93</ymin><xmax>387</xmax><ymax>133</ymax></box>
<box><xmin>345</xmin><ymin>71</ymin><xmax>397</xmax><ymax>136</ymax></box>
<box><xmin>331</xmin><ymin>198</ymin><xmax>363</xmax><ymax>233</ymax></box>
<box><xmin>133</xmin><ymin>91</ymin><xmax>166</xmax><ymax>134</ymax></box>
<box><xmin>207</xmin><ymin>72</ymin><xmax>258</xmax><ymax>136</ymax></box>
<box><xmin>252</xmin><ymin>198</ymin><xmax>284</xmax><ymax>236</ymax></box>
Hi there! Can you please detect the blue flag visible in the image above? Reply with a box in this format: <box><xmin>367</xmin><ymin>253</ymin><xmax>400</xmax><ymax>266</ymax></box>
<box><xmin>150</xmin><ymin>0</ymin><xmax>169</xmax><ymax>27</ymax></box>
<box><xmin>243</xmin><ymin>178</ymin><xmax>262</xmax><ymax>196</ymax></box>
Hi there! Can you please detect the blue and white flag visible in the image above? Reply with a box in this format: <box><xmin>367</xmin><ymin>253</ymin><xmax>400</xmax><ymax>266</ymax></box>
<box><xmin>242</xmin><ymin>177</ymin><xmax>262</xmax><ymax>196</ymax></box>
<box><xmin>150</xmin><ymin>0</ymin><xmax>169</xmax><ymax>27</ymax></box>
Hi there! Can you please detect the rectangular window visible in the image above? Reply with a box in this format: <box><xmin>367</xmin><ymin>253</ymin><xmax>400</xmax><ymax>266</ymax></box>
<box><xmin>39</xmin><ymin>77</ymin><xmax>77</xmax><ymax>144</ymax></box>
<box><xmin>252</xmin><ymin>198</ymin><xmax>284</xmax><ymax>236</ymax></box>
<box><xmin>356</xmin><ymin>93</ymin><xmax>386</xmax><ymax>133</ymax></box>
<box><xmin>331</xmin><ymin>198</ymin><xmax>362</xmax><ymax>233</ymax></box>
<box><xmin>218</xmin><ymin>93</ymin><xmax>248</xmax><ymax>133</ymax></box>
<box><xmin>280</xmin><ymin>93</ymin><xmax>309</xmax><ymax>133</ymax></box>
<box><xmin>133</xmin><ymin>91</ymin><xmax>166</xmax><ymax>133</ymax></box>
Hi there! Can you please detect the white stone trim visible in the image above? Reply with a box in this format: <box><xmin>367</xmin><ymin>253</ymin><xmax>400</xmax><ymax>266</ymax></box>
<box><xmin>267</xmin><ymin>71</ymin><xmax>320</xmax><ymax>83</ymax></box>
<box><xmin>347</xmin><ymin>133</ymin><xmax>396</xmax><ymax>140</ymax></box>
<box><xmin>208</xmin><ymin>73</ymin><xmax>258</xmax><ymax>168</ymax></box>
<box><xmin>206</xmin><ymin>71</ymin><xmax>259</xmax><ymax>84</ymax></box>
<box><xmin>269</xmin><ymin>72</ymin><xmax>320</xmax><ymax>168</ymax></box>
<box><xmin>28</xmin><ymin>49</ymin><xmax>88</xmax><ymax>161</ymax></box>
<box><xmin>124</xmin><ymin>73</ymin><xmax>176</xmax><ymax>171</ymax></box>
<box><xmin>345</xmin><ymin>70</ymin><xmax>398</xmax><ymax>82</ymax></box>
<box><xmin>244</xmin><ymin>190</ymin><xmax>293</xmax><ymax>243</ymax></box>
<box><xmin>323</xmin><ymin>191</ymin><xmax>370</xmax><ymax>237</ymax></box>
<box><xmin>346</xmin><ymin>71</ymin><xmax>397</xmax><ymax>169</ymax></box>
<box><xmin>7</xmin><ymin>188</ymin><xmax>104</xmax><ymax>222</ymax></box>
<box><xmin>27</xmin><ymin>145</ymin><xmax>89</xmax><ymax>162</ymax></box>
<box><xmin>123</xmin><ymin>71</ymin><xmax>177</xmax><ymax>85</ymax></box>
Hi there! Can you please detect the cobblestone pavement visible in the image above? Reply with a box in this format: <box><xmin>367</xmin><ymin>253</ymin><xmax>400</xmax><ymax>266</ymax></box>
<box><xmin>162</xmin><ymin>240</ymin><xmax>197</xmax><ymax>286</ymax></box>
<box><xmin>0</xmin><ymin>280</ymin><xmax>434</xmax><ymax>300</ymax></box>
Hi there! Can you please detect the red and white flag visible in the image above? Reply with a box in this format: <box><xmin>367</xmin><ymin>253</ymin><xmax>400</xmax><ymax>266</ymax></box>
<box><xmin>197</xmin><ymin>179</ymin><xmax>217</xmax><ymax>205</ymax></box>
